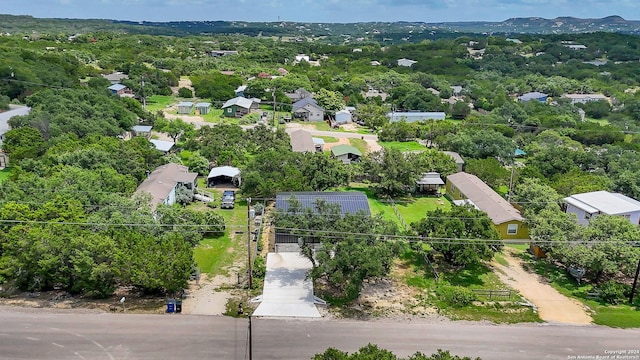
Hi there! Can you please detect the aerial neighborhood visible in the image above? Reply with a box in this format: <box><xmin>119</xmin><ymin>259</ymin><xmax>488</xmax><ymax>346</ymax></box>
<box><xmin>1</xmin><ymin>14</ymin><xmax>640</xmax><ymax>335</ymax></box>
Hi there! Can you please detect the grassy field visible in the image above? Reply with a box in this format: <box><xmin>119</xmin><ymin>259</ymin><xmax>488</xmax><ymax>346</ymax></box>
<box><xmin>380</xmin><ymin>141</ymin><xmax>426</xmax><ymax>152</ymax></box>
<box><xmin>0</xmin><ymin>168</ymin><xmax>11</xmax><ymax>184</ymax></box>
<box><xmin>395</xmin><ymin>196</ymin><xmax>451</xmax><ymax>226</ymax></box>
<box><xmin>192</xmin><ymin>194</ymin><xmax>248</xmax><ymax>276</ymax></box>
<box><xmin>145</xmin><ymin>95</ymin><xmax>175</xmax><ymax>112</ymax></box>
<box><xmin>344</xmin><ymin>185</ymin><xmax>402</xmax><ymax>226</ymax></box>
<box><xmin>399</xmin><ymin>248</ymin><xmax>540</xmax><ymax>323</ymax></box>
<box><xmin>519</xmin><ymin>252</ymin><xmax>640</xmax><ymax>328</ymax></box>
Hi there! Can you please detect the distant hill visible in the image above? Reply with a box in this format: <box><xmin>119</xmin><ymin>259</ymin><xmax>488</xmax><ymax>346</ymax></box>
<box><xmin>1</xmin><ymin>14</ymin><xmax>640</xmax><ymax>39</ymax></box>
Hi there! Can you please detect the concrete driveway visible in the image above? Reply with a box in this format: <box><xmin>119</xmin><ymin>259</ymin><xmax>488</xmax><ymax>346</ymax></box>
<box><xmin>252</xmin><ymin>252</ymin><xmax>322</xmax><ymax>318</ymax></box>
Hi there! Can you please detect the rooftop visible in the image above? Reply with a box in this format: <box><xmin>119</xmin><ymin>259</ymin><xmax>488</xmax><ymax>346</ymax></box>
<box><xmin>134</xmin><ymin>163</ymin><xmax>197</xmax><ymax>208</ymax></box>
<box><xmin>564</xmin><ymin>191</ymin><xmax>640</xmax><ymax>215</ymax></box>
<box><xmin>331</xmin><ymin>144</ymin><xmax>362</xmax><ymax>157</ymax></box>
<box><xmin>289</xmin><ymin>130</ymin><xmax>316</xmax><ymax>153</ymax></box>
<box><xmin>276</xmin><ymin>191</ymin><xmax>371</xmax><ymax>216</ymax></box>
<box><xmin>447</xmin><ymin>172</ymin><xmax>523</xmax><ymax>225</ymax></box>
<box><xmin>222</xmin><ymin>97</ymin><xmax>254</xmax><ymax>109</ymax></box>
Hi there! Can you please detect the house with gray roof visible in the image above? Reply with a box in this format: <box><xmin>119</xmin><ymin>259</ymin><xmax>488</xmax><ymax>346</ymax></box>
<box><xmin>102</xmin><ymin>72</ymin><xmax>128</xmax><ymax>84</ymax></box>
<box><xmin>442</xmin><ymin>151</ymin><xmax>465</xmax><ymax>172</ymax></box>
<box><xmin>134</xmin><ymin>163</ymin><xmax>198</xmax><ymax>209</ymax></box>
<box><xmin>416</xmin><ymin>172</ymin><xmax>444</xmax><ymax>194</ymax></box>
<box><xmin>564</xmin><ymin>191</ymin><xmax>640</xmax><ymax>226</ymax></box>
<box><xmin>292</xmin><ymin>97</ymin><xmax>324</xmax><ymax>122</ymax></box>
<box><xmin>150</xmin><ymin>139</ymin><xmax>175</xmax><ymax>153</ymax></box>
<box><xmin>446</xmin><ymin>172</ymin><xmax>528</xmax><ymax>239</ymax></box>
<box><xmin>222</xmin><ymin>97</ymin><xmax>255</xmax><ymax>118</ymax></box>
<box><xmin>397</xmin><ymin>58</ymin><xmax>417</xmax><ymax>67</ymax></box>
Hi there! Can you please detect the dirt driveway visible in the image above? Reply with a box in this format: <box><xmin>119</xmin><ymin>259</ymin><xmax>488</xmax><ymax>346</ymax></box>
<box><xmin>492</xmin><ymin>252</ymin><xmax>592</xmax><ymax>325</ymax></box>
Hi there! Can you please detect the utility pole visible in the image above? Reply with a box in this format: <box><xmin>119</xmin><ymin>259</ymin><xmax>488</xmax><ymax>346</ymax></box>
<box><xmin>272</xmin><ymin>88</ymin><xmax>277</xmax><ymax>125</ymax></box>
<box><xmin>247</xmin><ymin>197</ymin><xmax>252</xmax><ymax>289</ymax></box>
<box><xmin>630</xmin><ymin>256</ymin><xmax>640</xmax><ymax>304</ymax></box>
<box><xmin>141</xmin><ymin>75</ymin><xmax>146</xmax><ymax>110</ymax></box>
<box><xmin>248</xmin><ymin>315</ymin><xmax>253</xmax><ymax>360</ymax></box>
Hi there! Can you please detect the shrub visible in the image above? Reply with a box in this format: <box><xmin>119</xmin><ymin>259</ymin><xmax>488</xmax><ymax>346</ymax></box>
<box><xmin>598</xmin><ymin>280</ymin><xmax>630</xmax><ymax>305</ymax></box>
<box><xmin>252</xmin><ymin>256</ymin><xmax>266</xmax><ymax>279</ymax></box>
<box><xmin>436</xmin><ymin>285</ymin><xmax>477</xmax><ymax>307</ymax></box>
<box><xmin>178</xmin><ymin>87</ymin><xmax>193</xmax><ymax>98</ymax></box>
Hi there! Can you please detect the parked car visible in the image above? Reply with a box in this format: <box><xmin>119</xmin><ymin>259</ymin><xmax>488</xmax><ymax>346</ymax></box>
<box><xmin>223</xmin><ymin>190</ymin><xmax>235</xmax><ymax>200</ymax></box>
<box><xmin>221</xmin><ymin>195</ymin><xmax>235</xmax><ymax>209</ymax></box>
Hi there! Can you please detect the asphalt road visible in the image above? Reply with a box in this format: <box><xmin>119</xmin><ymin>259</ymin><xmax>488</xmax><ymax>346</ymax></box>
<box><xmin>1</xmin><ymin>307</ymin><xmax>639</xmax><ymax>360</ymax></box>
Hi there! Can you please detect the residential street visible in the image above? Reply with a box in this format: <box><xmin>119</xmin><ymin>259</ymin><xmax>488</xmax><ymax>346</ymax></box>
<box><xmin>1</xmin><ymin>306</ymin><xmax>638</xmax><ymax>360</ymax></box>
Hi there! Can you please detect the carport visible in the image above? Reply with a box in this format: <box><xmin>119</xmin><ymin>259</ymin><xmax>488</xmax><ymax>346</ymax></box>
<box><xmin>252</xmin><ymin>252</ymin><xmax>324</xmax><ymax>318</ymax></box>
<box><xmin>206</xmin><ymin>166</ymin><xmax>240</xmax><ymax>188</ymax></box>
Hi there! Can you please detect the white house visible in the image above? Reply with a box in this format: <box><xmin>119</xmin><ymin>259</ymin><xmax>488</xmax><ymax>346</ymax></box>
<box><xmin>562</xmin><ymin>94</ymin><xmax>608</xmax><ymax>104</ymax></box>
<box><xmin>563</xmin><ymin>191</ymin><xmax>640</xmax><ymax>226</ymax></box>
<box><xmin>134</xmin><ymin>163</ymin><xmax>198</xmax><ymax>209</ymax></box>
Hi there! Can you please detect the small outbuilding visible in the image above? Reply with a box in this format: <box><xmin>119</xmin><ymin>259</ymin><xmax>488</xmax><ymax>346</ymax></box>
<box><xmin>196</xmin><ymin>102</ymin><xmax>211</xmax><ymax>115</ymax></box>
<box><xmin>207</xmin><ymin>166</ymin><xmax>241</xmax><ymax>188</ymax></box>
<box><xmin>415</xmin><ymin>172</ymin><xmax>444</xmax><ymax>194</ymax></box>
<box><xmin>334</xmin><ymin>109</ymin><xmax>352</xmax><ymax>125</ymax></box>
<box><xmin>331</xmin><ymin>145</ymin><xmax>362</xmax><ymax>164</ymax></box>
<box><xmin>150</xmin><ymin>139</ymin><xmax>175</xmax><ymax>154</ymax></box>
<box><xmin>177</xmin><ymin>102</ymin><xmax>194</xmax><ymax>114</ymax></box>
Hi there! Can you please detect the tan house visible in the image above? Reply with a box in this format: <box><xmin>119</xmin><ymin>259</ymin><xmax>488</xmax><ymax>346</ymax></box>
<box><xmin>446</xmin><ymin>172</ymin><xmax>528</xmax><ymax>239</ymax></box>
<box><xmin>135</xmin><ymin>163</ymin><xmax>198</xmax><ymax>209</ymax></box>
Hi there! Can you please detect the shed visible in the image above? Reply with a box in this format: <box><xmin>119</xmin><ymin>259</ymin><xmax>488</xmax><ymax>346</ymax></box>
<box><xmin>334</xmin><ymin>109</ymin><xmax>352</xmax><ymax>125</ymax></box>
<box><xmin>108</xmin><ymin>83</ymin><xmax>127</xmax><ymax>95</ymax></box>
<box><xmin>312</xmin><ymin>137</ymin><xmax>324</xmax><ymax>152</ymax></box>
<box><xmin>207</xmin><ymin>166</ymin><xmax>241</xmax><ymax>188</ymax></box>
<box><xmin>131</xmin><ymin>125</ymin><xmax>153</xmax><ymax>139</ymax></box>
<box><xmin>415</xmin><ymin>172</ymin><xmax>444</xmax><ymax>193</ymax></box>
<box><xmin>177</xmin><ymin>101</ymin><xmax>194</xmax><ymax>114</ymax></box>
<box><xmin>196</xmin><ymin>102</ymin><xmax>211</xmax><ymax>115</ymax></box>
<box><xmin>289</xmin><ymin>130</ymin><xmax>316</xmax><ymax>153</ymax></box>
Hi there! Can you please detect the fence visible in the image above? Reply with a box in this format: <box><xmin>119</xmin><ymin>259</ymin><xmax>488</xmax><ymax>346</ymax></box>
<box><xmin>387</xmin><ymin>197</ymin><xmax>409</xmax><ymax>231</ymax></box>
<box><xmin>472</xmin><ymin>289</ymin><xmax>512</xmax><ymax>300</ymax></box>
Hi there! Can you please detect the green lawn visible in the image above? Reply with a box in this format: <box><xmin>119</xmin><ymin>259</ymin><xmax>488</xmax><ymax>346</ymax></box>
<box><xmin>344</xmin><ymin>184</ymin><xmax>402</xmax><ymax>227</ymax></box>
<box><xmin>0</xmin><ymin>168</ymin><xmax>11</xmax><ymax>184</ymax></box>
<box><xmin>192</xmin><ymin>194</ymin><xmax>249</xmax><ymax>275</ymax></box>
<box><xmin>395</xmin><ymin>196</ymin><xmax>451</xmax><ymax>226</ymax></box>
<box><xmin>145</xmin><ymin>95</ymin><xmax>175</xmax><ymax>112</ymax></box>
<box><xmin>519</xmin><ymin>253</ymin><xmax>640</xmax><ymax>328</ymax></box>
<box><xmin>587</xmin><ymin>118</ymin><xmax>610</xmax><ymax>126</ymax></box>
<box><xmin>349</xmin><ymin>138</ymin><xmax>369</xmax><ymax>155</ymax></box>
<box><xmin>380</xmin><ymin>141</ymin><xmax>427</xmax><ymax>152</ymax></box>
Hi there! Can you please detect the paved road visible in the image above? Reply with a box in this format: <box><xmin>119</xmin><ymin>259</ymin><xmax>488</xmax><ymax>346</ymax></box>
<box><xmin>1</xmin><ymin>307</ymin><xmax>638</xmax><ymax>360</ymax></box>
<box><xmin>284</xmin><ymin>123</ymin><xmax>379</xmax><ymax>141</ymax></box>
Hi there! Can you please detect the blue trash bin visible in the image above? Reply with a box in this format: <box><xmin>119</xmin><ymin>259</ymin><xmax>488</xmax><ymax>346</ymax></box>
<box><xmin>167</xmin><ymin>299</ymin><xmax>176</xmax><ymax>313</ymax></box>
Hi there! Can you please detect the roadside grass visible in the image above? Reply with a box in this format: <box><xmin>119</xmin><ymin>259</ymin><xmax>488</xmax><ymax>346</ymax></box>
<box><xmin>399</xmin><ymin>248</ymin><xmax>540</xmax><ymax>324</ymax></box>
<box><xmin>349</xmin><ymin>138</ymin><xmax>369</xmax><ymax>155</ymax></box>
<box><xmin>493</xmin><ymin>253</ymin><xmax>509</xmax><ymax>267</ymax></box>
<box><xmin>145</xmin><ymin>95</ymin><xmax>174</xmax><ymax>112</ymax></box>
<box><xmin>317</xmin><ymin>136</ymin><xmax>339</xmax><ymax>143</ymax></box>
<box><xmin>395</xmin><ymin>196</ymin><xmax>451</xmax><ymax>226</ymax></box>
<box><xmin>0</xmin><ymin>168</ymin><xmax>11</xmax><ymax>184</ymax></box>
<box><xmin>192</xmin><ymin>195</ymin><xmax>248</xmax><ymax>276</ymax></box>
<box><xmin>380</xmin><ymin>141</ymin><xmax>426</xmax><ymax>152</ymax></box>
<box><xmin>519</xmin><ymin>252</ymin><xmax>640</xmax><ymax>328</ymax></box>
<box><xmin>201</xmin><ymin>109</ymin><xmax>225</xmax><ymax>123</ymax></box>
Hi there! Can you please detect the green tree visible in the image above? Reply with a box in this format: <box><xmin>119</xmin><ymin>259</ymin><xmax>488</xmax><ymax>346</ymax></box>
<box><xmin>1</xmin><ymin>126</ymin><xmax>46</xmax><ymax>160</ymax></box>
<box><xmin>300</xmin><ymin>152</ymin><xmax>350</xmax><ymax>191</ymax></box>
<box><xmin>355</xmin><ymin>103</ymin><xmax>388</xmax><ymax>129</ymax></box>
<box><xmin>312</xmin><ymin>344</ymin><xmax>481</xmax><ymax>360</ymax></box>
<box><xmin>450</xmin><ymin>101</ymin><xmax>470</xmax><ymax>120</ymax></box>
<box><xmin>412</xmin><ymin>206</ymin><xmax>502</xmax><ymax>266</ymax></box>
<box><xmin>465</xmin><ymin>158</ymin><xmax>510</xmax><ymax>190</ymax></box>
<box><xmin>315</xmin><ymin>88</ymin><xmax>346</xmax><ymax>112</ymax></box>
<box><xmin>177</xmin><ymin>87</ymin><xmax>193</xmax><ymax>98</ymax></box>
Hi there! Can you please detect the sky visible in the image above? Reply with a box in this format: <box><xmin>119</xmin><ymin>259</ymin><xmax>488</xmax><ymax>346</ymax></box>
<box><xmin>2</xmin><ymin>0</ymin><xmax>639</xmax><ymax>23</ymax></box>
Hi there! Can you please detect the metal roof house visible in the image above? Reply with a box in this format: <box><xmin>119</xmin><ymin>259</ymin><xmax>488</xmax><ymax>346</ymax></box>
<box><xmin>207</xmin><ymin>166</ymin><xmax>241</xmax><ymax>188</ymax></box>
<box><xmin>275</xmin><ymin>191</ymin><xmax>371</xmax><ymax>244</ymax></box>
<box><xmin>562</xmin><ymin>94</ymin><xmax>608</xmax><ymax>104</ymax></box>
<box><xmin>222</xmin><ymin>97</ymin><xmax>255</xmax><ymax>118</ymax></box>
<box><xmin>446</xmin><ymin>172</ymin><xmax>528</xmax><ymax>239</ymax></box>
<box><xmin>134</xmin><ymin>163</ymin><xmax>198</xmax><ymax>209</ymax></box>
<box><xmin>102</xmin><ymin>72</ymin><xmax>128</xmax><ymax>84</ymax></box>
<box><xmin>177</xmin><ymin>101</ymin><xmax>194</xmax><ymax>114</ymax></box>
<box><xmin>397</xmin><ymin>58</ymin><xmax>417</xmax><ymax>67</ymax></box>
<box><xmin>131</xmin><ymin>125</ymin><xmax>153</xmax><ymax>139</ymax></box>
<box><xmin>331</xmin><ymin>145</ymin><xmax>362</xmax><ymax>164</ymax></box>
<box><xmin>564</xmin><ymin>191</ymin><xmax>640</xmax><ymax>226</ymax></box>
<box><xmin>387</xmin><ymin>112</ymin><xmax>446</xmax><ymax>123</ymax></box>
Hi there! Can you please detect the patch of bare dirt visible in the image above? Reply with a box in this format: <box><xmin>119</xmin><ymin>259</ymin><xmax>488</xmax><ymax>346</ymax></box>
<box><xmin>491</xmin><ymin>251</ymin><xmax>593</xmax><ymax>325</ymax></box>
